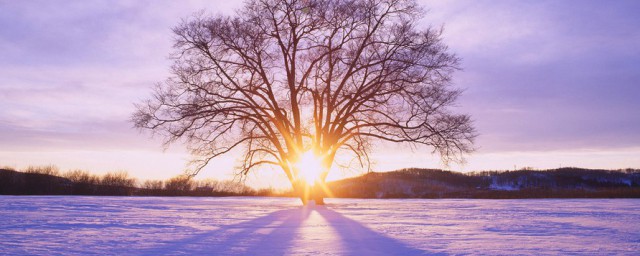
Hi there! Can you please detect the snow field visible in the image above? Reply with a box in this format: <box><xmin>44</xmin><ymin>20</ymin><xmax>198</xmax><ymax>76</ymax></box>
<box><xmin>1</xmin><ymin>196</ymin><xmax>638</xmax><ymax>255</ymax></box>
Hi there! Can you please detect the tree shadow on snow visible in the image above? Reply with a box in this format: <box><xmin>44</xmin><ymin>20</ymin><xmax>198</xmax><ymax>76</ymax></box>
<box><xmin>315</xmin><ymin>207</ymin><xmax>432</xmax><ymax>255</ymax></box>
<box><xmin>140</xmin><ymin>207</ymin><xmax>311</xmax><ymax>255</ymax></box>
<box><xmin>141</xmin><ymin>205</ymin><xmax>433</xmax><ymax>255</ymax></box>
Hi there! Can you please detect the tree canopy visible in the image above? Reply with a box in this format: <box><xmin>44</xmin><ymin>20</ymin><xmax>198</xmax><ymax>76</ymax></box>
<box><xmin>132</xmin><ymin>0</ymin><xmax>475</xmax><ymax>203</ymax></box>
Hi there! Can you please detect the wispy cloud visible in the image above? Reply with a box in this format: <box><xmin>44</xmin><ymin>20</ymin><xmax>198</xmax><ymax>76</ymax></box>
<box><xmin>422</xmin><ymin>0</ymin><xmax>640</xmax><ymax>152</ymax></box>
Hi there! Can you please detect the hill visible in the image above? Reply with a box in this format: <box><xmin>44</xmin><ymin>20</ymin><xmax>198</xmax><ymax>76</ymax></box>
<box><xmin>326</xmin><ymin>168</ymin><xmax>640</xmax><ymax>198</ymax></box>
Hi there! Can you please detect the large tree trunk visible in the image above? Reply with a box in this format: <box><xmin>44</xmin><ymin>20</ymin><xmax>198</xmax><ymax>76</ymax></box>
<box><xmin>293</xmin><ymin>181</ymin><xmax>309</xmax><ymax>205</ymax></box>
<box><xmin>293</xmin><ymin>180</ymin><xmax>325</xmax><ymax>205</ymax></box>
<box><xmin>311</xmin><ymin>181</ymin><xmax>325</xmax><ymax>205</ymax></box>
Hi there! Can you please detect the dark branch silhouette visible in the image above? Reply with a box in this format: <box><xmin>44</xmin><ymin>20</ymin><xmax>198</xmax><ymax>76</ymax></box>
<box><xmin>132</xmin><ymin>0</ymin><xmax>475</xmax><ymax>204</ymax></box>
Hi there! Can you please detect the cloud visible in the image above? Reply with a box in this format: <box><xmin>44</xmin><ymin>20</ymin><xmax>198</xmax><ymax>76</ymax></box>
<box><xmin>0</xmin><ymin>0</ymin><xmax>244</xmax><ymax>67</ymax></box>
<box><xmin>0</xmin><ymin>1</ymin><xmax>244</xmax><ymax>151</ymax></box>
<box><xmin>420</xmin><ymin>0</ymin><xmax>640</xmax><ymax>152</ymax></box>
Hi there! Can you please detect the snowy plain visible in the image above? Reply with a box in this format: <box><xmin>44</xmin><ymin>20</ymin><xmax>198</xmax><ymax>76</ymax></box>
<box><xmin>0</xmin><ymin>196</ymin><xmax>638</xmax><ymax>255</ymax></box>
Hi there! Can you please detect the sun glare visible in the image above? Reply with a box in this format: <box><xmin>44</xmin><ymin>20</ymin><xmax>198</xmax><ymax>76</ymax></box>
<box><xmin>295</xmin><ymin>151</ymin><xmax>323</xmax><ymax>185</ymax></box>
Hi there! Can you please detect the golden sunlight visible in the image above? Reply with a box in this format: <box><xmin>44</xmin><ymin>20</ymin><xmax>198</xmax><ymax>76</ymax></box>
<box><xmin>295</xmin><ymin>151</ymin><xmax>323</xmax><ymax>185</ymax></box>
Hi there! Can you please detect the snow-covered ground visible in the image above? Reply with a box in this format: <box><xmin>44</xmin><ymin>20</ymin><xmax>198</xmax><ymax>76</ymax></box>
<box><xmin>1</xmin><ymin>196</ymin><xmax>638</xmax><ymax>255</ymax></box>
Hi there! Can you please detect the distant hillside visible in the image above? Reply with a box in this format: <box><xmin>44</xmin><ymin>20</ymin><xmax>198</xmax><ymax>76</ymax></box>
<box><xmin>326</xmin><ymin>168</ymin><xmax>640</xmax><ymax>198</ymax></box>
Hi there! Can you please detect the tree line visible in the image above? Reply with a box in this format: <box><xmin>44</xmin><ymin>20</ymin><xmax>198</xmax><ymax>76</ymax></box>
<box><xmin>0</xmin><ymin>166</ymin><xmax>272</xmax><ymax>196</ymax></box>
<box><xmin>2</xmin><ymin>166</ymin><xmax>639</xmax><ymax>198</ymax></box>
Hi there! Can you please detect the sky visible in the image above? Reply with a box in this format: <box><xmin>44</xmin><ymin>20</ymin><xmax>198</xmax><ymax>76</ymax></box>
<box><xmin>1</xmin><ymin>0</ymin><xmax>639</xmax><ymax>188</ymax></box>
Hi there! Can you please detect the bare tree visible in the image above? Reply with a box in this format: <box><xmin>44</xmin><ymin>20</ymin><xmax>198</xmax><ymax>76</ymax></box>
<box><xmin>133</xmin><ymin>0</ymin><xmax>475</xmax><ymax>205</ymax></box>
<box><xmin>99</xmin><ymin>172</ymin><xmax>137</xmax><ymax>195</ymax></box>
<box><xmin>164</xmin><ymin>175</ymin><xmax>194</xmax><ymax>196</ymax></box>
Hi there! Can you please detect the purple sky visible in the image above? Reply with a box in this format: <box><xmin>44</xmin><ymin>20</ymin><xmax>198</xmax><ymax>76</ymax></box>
<box><xmin>1</xmin><ymin>0</ymin><xmax>639</xmax><ymax>186</ymax></box>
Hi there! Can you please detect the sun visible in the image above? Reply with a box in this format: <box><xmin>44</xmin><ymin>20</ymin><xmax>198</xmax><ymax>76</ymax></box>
<box><xmin>295</xmin><ymin>151</ymin><xmax>324</xmax><ymax>185</ymax></box>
